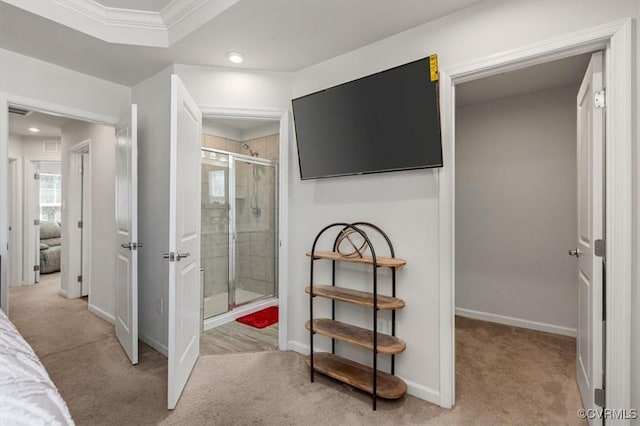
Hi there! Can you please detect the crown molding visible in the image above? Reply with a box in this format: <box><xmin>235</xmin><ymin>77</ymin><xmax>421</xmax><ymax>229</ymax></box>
<box><xmin>1</xmin><ymin>0</ymin><xmax>237</xmax><ymax>48</ymax></box>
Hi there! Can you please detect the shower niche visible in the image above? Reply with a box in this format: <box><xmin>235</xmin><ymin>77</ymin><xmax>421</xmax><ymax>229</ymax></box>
<box><xmin>200</xmin><ymin>118</ymin><xmax>279</xmax><ymax>327</ymax></box>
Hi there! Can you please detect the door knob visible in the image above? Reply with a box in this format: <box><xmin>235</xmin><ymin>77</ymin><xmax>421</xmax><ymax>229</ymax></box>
<box><xmin>176</xmin><ymin>252</ymin><xmax>191</xmax><ymax>261</ymax></box>
<box><xmin>568</xmin><ymin>248</ymin><xmax>582</xmax><ymax>257</ymax></box>
<box><xmin>121</xmin><ymin>242</ymin><xmax>143</xmax><ymax>250</ymax></box>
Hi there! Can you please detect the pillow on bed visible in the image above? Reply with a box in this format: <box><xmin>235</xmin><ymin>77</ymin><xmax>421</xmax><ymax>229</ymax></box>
<box><xmin>40</xmin><ymin>243</ymin><xmax>49</xmax><ymax>251</ymax></box>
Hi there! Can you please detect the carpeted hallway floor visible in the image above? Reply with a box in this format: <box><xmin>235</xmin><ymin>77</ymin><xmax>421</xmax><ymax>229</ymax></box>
<box><xmin>8</xmin><ymin>275</ymin><xmax>586</xmax><ymax>425</ymax></box>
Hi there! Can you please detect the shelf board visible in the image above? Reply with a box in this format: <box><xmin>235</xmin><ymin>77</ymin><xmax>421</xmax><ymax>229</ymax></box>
<box><xmin>306</xmin><ymin>319</ymin><xmax>406</xmax><ymax>355</ymax></box>
<box><xmin>306</xmin><ymin>352</ymin><xmax>407</xmax><ymax>399</ymax></box>
<box><xmin>305</xmin><ymin>285</ymin><xmax>405</xmax><ymax>310</ymax></box>
<box><xmin>306</xmin><ymin>251</ymin><xmax>406</xmax><ymax>268</ymax></box>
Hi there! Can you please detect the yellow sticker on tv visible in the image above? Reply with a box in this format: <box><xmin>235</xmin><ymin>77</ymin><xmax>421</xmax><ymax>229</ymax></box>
<box><xmin>429</xmin><ymin>54</ymin><xmax>438</xmax><ymax>82</ymax></box>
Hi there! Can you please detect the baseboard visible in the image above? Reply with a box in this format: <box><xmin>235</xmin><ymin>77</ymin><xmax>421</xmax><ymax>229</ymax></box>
<box><xmin>287</xmin><ymin>340</ymin><xmax>441</xmax><ymax>406</ymax></box>
<box><xmin>57</xmin><ymin>288</ymin><xmax>67</xmax><ymax>298</ymax></box>
<box><xmin>402</xmin><ymin>379</ymin><xmax>440</xmax><ymax>406</ymax></box>
<box><xmin>455</xmin><ymin>307</ymin><xmax>577</xmax><ymax>337</ymax></box>
<box><xmin>288</xmin><ymin>340</ymin><xmax>310</xmax><ymax>355</ymax></box>
<box><xmin>88</xmin><ymin>304</ymin><xmax>115</xmax><ymax>325</ymax></box>
<box><xmin>139</xmin><ymin>332</ymin><xmax>168</xmax><ymax>358</ymax></box>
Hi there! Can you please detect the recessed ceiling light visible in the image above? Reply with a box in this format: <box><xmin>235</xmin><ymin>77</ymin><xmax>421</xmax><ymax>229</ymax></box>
<box><xmin>227</xmin><ymin>52</ymin><xmax>244</xmax><ymax>64</ymax></box>
<box><xmin>28</xmin><ymin>127</ymin><xmax>40</xmax><ymax>133</ymax></box>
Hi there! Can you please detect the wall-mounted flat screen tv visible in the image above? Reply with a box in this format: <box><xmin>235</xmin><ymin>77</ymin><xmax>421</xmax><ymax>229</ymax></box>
<box><xmin>292</xmin><ymin>56</ymin><xmax>442</xmax><ymax>180</ymax></box>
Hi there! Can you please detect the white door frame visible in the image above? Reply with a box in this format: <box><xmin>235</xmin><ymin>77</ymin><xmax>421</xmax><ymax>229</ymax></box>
<box><xmin>0</xmin><ymin>92</ymin><xmax>118</xmax><ymax>313</ymax></box>
<box><xmin>7</xmin><ymin>158</ymin><xmax>20</xmax><ymax>287</ymax></box>
<box><xmin>199</xmin><ymin>106</ymin><xmax>290</xmax><ymax>351</ymax></box>
<box><xmin>68</xmin><ymin>139</ymin><xmax>91</xmax><ymax>299</ymax></box>
<box><xmin>438</xmin><ymin>18</ymin><xmax>633</xmax><ymax>415</ymax></box>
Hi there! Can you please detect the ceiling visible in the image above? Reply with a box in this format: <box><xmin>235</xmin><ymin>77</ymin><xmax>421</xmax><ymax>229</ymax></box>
<box><xmin>0</xmin><ymin>0</ymin><xmax>484</xmax><ymax>86</ymax></box>
<box><xmin>9</xmin><ymin>111</ymin><xmax>75</xmax><ymax>138</ymax></box>
<box><xmin>456</xmin><ymin>53</ymin><xmax>591</xmax><ymax>106</ymax></box>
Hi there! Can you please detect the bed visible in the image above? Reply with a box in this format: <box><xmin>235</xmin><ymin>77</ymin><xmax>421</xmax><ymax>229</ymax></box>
<box><xmin>0</xmin><ymin>309</ymin><xmax>74</xmax><ymax>425</ymax></box>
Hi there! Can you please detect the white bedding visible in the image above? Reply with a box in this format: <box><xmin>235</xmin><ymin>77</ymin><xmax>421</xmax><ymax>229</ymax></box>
<box><xmin>0</xmin><ymin>309</ymin><xmax>74</xmax><ymax>425</ymax></box>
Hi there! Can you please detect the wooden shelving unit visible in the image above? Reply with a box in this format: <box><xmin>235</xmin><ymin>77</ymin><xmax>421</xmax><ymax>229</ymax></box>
<box><xmin>306</xmin><ymin>222</ymin><xmax>407</xmax><ymax>410</ymax></box>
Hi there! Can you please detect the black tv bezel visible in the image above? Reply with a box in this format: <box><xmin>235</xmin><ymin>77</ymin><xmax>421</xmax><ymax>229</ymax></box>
<box><xmin>292</xmin><ymin>55</ymin><xmax>442</xmax><ymax>181</ymax></box>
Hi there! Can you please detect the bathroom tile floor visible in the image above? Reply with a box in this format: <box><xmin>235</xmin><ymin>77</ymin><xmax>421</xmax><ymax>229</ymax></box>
<box><xmin>201</xmin><ymin>321</ymin><xmax>278</xmax><ymax>355</ymax></box>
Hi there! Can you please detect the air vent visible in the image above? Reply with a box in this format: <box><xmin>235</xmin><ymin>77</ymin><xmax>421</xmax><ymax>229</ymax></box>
<box><xmin>8</xmin><ymin>106</ymin><xmax>33</xmax><ymax>117</ymax></box>
<box><xmin>43</xmin><ymin>140</ymin><xmax>61</xmax><ymax>152</ymax></box>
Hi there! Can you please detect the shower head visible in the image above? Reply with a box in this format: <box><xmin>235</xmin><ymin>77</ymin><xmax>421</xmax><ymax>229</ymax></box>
<box><xmin>241</xmin><ymin>142</ymin><xmax>259</xmax><ymax>157</ymax></box>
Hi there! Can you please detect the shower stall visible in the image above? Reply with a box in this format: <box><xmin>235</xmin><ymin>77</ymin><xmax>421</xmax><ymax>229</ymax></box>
<box><xmin>200</xmin><ymin>148</ymin><xmax>278</xmax><ymax>326</ymax></box>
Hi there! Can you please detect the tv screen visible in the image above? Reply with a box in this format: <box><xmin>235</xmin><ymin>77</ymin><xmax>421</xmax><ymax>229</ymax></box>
<box><xmin>292</xmin><ymin>56</ymin><xmax>442</xmax><ymax>180</ymax></box>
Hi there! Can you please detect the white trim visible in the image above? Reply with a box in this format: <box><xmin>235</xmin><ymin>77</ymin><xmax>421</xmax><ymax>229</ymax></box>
<box><xmin>455</xmin><ymin>307</ymin><xmax>577</xmax><ymax>338</ymax></box>
<box><xmin>0</xmin><ymin>0</ymin><xmax>237</xmax><ymax>48</ymax></box>
<box><xmin>603</xmin><ymin>18</ymin><xmax>633</xmax><ymax>415</ymax></box>
<box><xmin>203</xmin><ymin>298</ymin><xmax>278</xmax><ymax>331</ymax></box>
<box><xmin>57</xmin><ymin>287</ymin><xmax>67</xmax><ymax>297</ymax></box>
<box><xmin>69</xmin><ymin>139</ymin><xmax>91</xmax><ymax>153</ymax></box>
<box><xmin>199</xmin><ymin>106</ymin><xmax>290</xmax><ymax>352</ymax></box>
<box><xmin>0</xmin><ymin>92</ymin><xmax>116</xmax><ymax>314</ymax></box>
<box><xmin>287</xmin><ymin>340</ymin><xmax>440</xmax><ymax>404</ymax></box>
<box><xmin>139</xmin><ymin>332</ymin><xmax>168</xmax><ymax>358</ymax></box>
<box><xmin>438</xmin><ymin>18</ymin><xmax>634</xmax><ymax>416</ymax></box>
<box><xmin>88</xmin><ymin>303</ymin><xmax>115</xmax><ymax>325</ymax></box>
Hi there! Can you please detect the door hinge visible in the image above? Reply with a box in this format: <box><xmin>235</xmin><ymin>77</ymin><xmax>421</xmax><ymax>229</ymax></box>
<box><xmin>163</xmin><ymin>252</ymin><xmax>176</xmax><ymax>262</ymax></box>
<box><xmin>77</xmin><ymin>275</ymin><xmax>83</xmax><ymax>283</ymax></box>
<box><xmin>33</xmin><ymin>265</ymin><xmax>40</xmax><ymax>272</ymax></box>
<box><xmin>34</xmin><ymin>173</ymin><xmax>40</xmax><ymax>180</ymax></box>
<box><xmin>594</xmin><ymin>90</ymin><xmax>606</xmax><ymax>109</ymax></box>
<box><xmin>594</xmin><ymin>388</ymin><xmax>605</xmax><ymax>407</ymax></box>
<box><xmin>594</xmin><ymin>239</ymin><xmax>605</xmax><ymax>257</ymax></box>
<box><xmin>34</xmin><ymin>219</ymin><xmax>40</xmax><ymax>226</ymax></box>
<box><xmin>78</xmin><ymin>221</ymin><xmax>83</xmax><ymax>228</ymax></box>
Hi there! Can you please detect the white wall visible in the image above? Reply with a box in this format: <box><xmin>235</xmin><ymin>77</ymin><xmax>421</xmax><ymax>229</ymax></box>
<box><xmin>455</xmin><ymin>86</ymin><xmax>578</xmax><ymax>335</ymax></box>
<box><xmin>60</xmin><ymin>121</ymin><xmax>117</xmax><ymax>323</ymax></box>
<box><xmin>132</xmin><ymin>65</ymin><xmax>174</xmax><ymax>355</ymax></box>
<box><xmin>291</xmin><ymin>0</ymin><xmax>639</xmax><ymax>405</ymax></box>
<box><xmin>0</xmin><ymin>48</ymin><xmax>131</xmax><ymax>312</ymax></box>
<box><xmin>173</xmin><ymin>65</ymin><xmax>292</xmax><ymax>111</ymax></box>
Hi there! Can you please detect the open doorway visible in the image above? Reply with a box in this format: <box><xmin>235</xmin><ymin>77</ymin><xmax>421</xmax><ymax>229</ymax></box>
<box><xmin>7</xmin><ymin>110</ymin><xmax>64</xmax><ymax>290</ymax></box>
<box><xmin>199</xmin><ymin>115</ymin><xmax>281</xmax><ymax>355</ymax></box>
<box><xmin>7</xmin><ymin>105</ymin><xmax>116</xmax><ymax>324</ymax></box>
<box><xmin>453</xmin><ymin>51</ymin><xmax>603</xmax><ymax>422</ymax></box>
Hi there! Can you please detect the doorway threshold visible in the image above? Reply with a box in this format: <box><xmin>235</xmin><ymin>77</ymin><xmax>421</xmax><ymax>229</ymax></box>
<box><xmin>203</xmin><ymin>297</ymin><xmax>278</xmax><ymax>332</ymax></box>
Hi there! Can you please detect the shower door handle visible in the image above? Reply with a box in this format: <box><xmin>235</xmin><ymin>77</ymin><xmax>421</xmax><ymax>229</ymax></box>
<box><xmin>176</xmin><ymin>252</ymin><xmax>191</xmax><ymax>261</ymax></box>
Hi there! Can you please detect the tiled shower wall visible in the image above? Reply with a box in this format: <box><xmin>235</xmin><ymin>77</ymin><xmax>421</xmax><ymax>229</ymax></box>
<box><xmin>201</xmin><ymin>132</ymin><xmax>279</xmax><ymax>315</ymax></box>
<box><xmin>202</xmin><ymin>133</ymin><xmax>279</xmax><ymax>161</ymax></box>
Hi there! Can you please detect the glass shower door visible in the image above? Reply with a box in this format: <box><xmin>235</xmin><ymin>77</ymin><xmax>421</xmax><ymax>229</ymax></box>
<box><xmin>201</xmin><ymin>151</ymin><xmax>231</xmax><ymax>319</ymax></box>
<box><xmin>232</xmin><ymin>157</ymin><xmax>277</xmax><ymax>306</ymax></box>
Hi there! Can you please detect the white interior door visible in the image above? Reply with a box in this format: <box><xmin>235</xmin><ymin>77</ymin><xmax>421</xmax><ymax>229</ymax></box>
<box><xmin>167</xmin><ymin>75</ymin><xmax>202</xmax><ymax>409</ymax></box>
<box><xmin>115</xmin><ymin>105</ymin><xmax>139</xmax><ymax>365</ymax></box>
<box><xmin>574</xmin><ymin>51</ymin><xmax>604</xmax><ymax>420</ymax></box>
<box><xmin>81</xmin><ymin>153</ymin><xmax>90</xmax><ymax>297</ymax></box>
<box><xmin>27</xmin><ymin>160</ymin><xmax>40</xmax><ymax>284</ymax></box>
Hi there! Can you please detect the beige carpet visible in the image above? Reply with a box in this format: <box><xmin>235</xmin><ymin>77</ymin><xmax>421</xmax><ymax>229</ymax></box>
<box><xmin>9</xmin><ymin>276</ymin><xmax>586</xmax><ymax>425</ymax></box>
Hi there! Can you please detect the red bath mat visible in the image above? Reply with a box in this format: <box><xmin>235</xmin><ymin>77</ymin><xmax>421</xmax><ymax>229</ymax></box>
<box><xmin>236</xmin><ymin>306</ymin><xmax>278</xmax><ymax>329</ymax></box>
